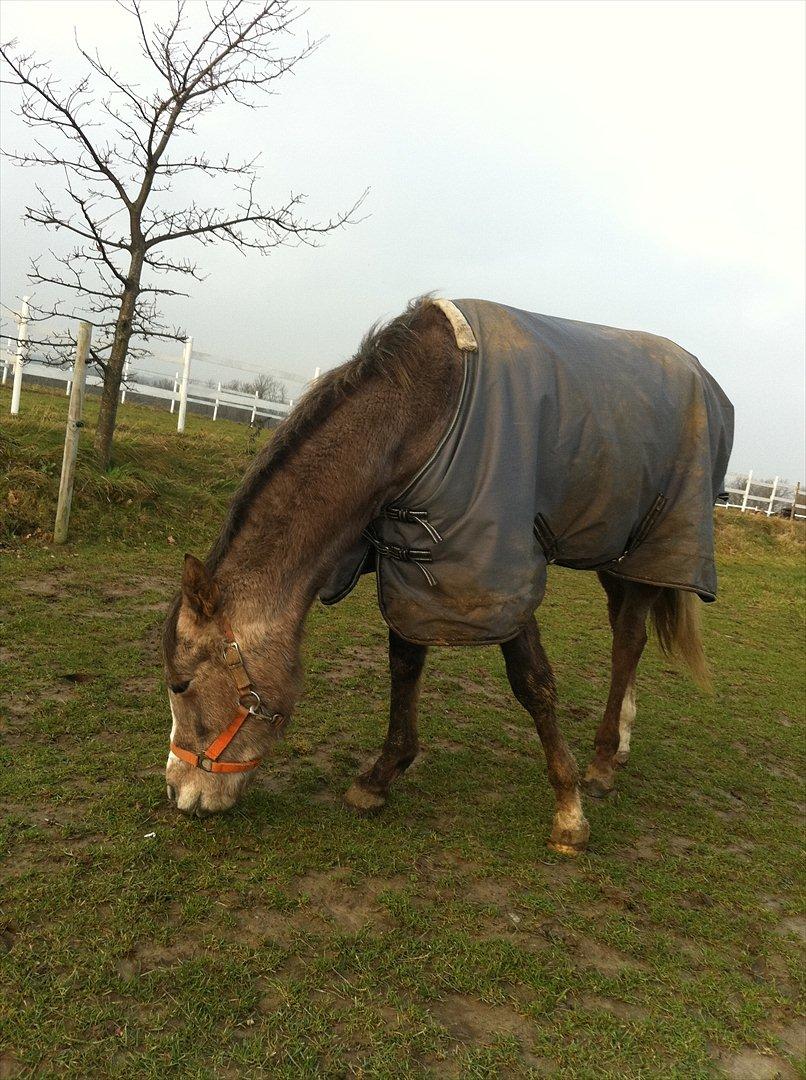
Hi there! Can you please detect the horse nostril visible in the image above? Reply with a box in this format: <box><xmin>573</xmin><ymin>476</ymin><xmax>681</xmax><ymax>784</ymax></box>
<box><xmin>166</xmin><ymin>784</ymin><xmax>176</xmax><ymax>803</ymax></box>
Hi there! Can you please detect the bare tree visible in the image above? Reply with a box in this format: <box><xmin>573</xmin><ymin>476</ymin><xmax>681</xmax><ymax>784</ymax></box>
<box><xmin>248</xmin><ymin>370</ymin><xmax>287</xmax><ymax>402</ymax></box>
<box><xmin>1</xmin><ymin>1</ymin><xmax>363</xmax><ymax>468</ymax></box>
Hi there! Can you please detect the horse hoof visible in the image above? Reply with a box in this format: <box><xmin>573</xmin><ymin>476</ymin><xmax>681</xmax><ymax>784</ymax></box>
<box><xmin>613</xmin><ymin>750</ymin><xmax>629</xmax><ymax>766</ymax></box>
<box><xmin>343</xmin><ymin>783</ymin><xmax>386</xmax><ymax>814</ymax></box>
<box><xmin>582</xmin><ymin>775</ymin><xmax>614</xmax><ymax>799</ymax></box>
<box><xmin>547</xmin><ymin>840</ymin><xmax>585</xmax><ymax>857</ymax></box>
<box><xmin>549</xmin><ymin>815</ymin><xmax>589</xmax><ymax>856</ymax></box>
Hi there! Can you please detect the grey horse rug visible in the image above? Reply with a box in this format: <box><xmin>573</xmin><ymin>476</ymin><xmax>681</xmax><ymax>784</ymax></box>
<box><xmin>321</xmin><ymin>298</ymin><xmax>734</xmax><ymax>646</ymax></box>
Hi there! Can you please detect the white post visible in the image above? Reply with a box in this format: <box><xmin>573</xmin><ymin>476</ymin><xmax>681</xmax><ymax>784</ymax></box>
<box><xmin>54</xmin><ymin>322</ymin><xmax>92</xmax><ymax>544</ymax></box>
<box><xmin>766</xmin><ymin>476</ymin><xmax>779</xmax><ymax>516</ymax></box>
<box><xmin>120</xmin><ymin>357</ymin><xmax>130</xmax><ymax>403</ymax></box>
<box><xmin>213</xmin><ymin>381</ymin><xmax>221</xmax><ymax>421</ymax></box>
<box><xmin>250</xmin><ymin>390</ymin><xmax>258</xmax><ymax>424</ymax></box>
<box><xmin>169</xmin><ymin>370</ymin><xmax>179</xmax><ymax>414</ymax></box>
<box><xmin>313</xmin><ymin>366</ymin><xmax>320</xmax><ymax>381</ymax></box>
<box><xmin>66</xmin><ymin>366</ymin><xmax>72</xmax><ymax>396</ymax></box>
<box><xmin>740</xmin><ymin>470</ymin><xmax>753</xmax><ymax>512</ymax></box>
<box><xmin>2</xmin><ymin>353</ymin><xmax>8</xmax><ymax>386</ymax></box>
<box><xmin>10</xmin><ymin>296</ymin><xmax>30</xmax><ymax>416</ymax></box>
<box><xmin>176</xmin><ymin>337</ymin><xmax>192</xmax><ymax>433</ymax></box>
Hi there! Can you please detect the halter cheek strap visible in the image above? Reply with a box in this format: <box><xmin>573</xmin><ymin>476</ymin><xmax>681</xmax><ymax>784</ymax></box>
<box><xmin>169</xmin><ymin>618</ymin><xmax>286</xmax><ymax>774</ymax></box>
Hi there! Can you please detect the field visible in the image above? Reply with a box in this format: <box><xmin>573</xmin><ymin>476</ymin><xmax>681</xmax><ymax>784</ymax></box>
<box><xmin>1</xmin><ymin>386</ymin><xmax>804</xmax><ymax>1079</ymax></box>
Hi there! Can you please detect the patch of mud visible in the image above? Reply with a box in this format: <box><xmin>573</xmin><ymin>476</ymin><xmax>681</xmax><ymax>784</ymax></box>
<box><xmin>0</xmin><ymin>1052</ymin><xmax>24</xmax><ymax>1078</ymax></box>
<box><xmin>775</xmin><ymin>916</ymin><xmax>806</xmax><ymax>943</ymax></box>
<box><xmin>539</xmin><ymin>920</ymin><xmax>579</xmax><ymax>949</ymax></box>
<box><xmin>292</xmin><ymin>868</ymin><xmax>405</xmax><ymax>932</ymax></box>
<box><xmin>41</xmin><ymin>683</ymin><xmax>77</xmax><ymax>703</ymax></box>
<box><xmin>121</xmin><ymin>676</ymin><xmax>159</xmax><ymax>695</ymax></box>
<box><xmin>118</xmin><ymin>939</ymin><xmax>198</xmax><ymax>976</ymax></box>
<box><xmin>714</xmin><ymin>1047</ymin><xmax>798</xmax><ymax>1079</ymax></box>
<box><xmin>235</xmin><ymin>906</ymin><xmax>324</xmax><ymax>947</ymax></box>
<box><xmin>433</xmin><ymin>993</ymin><xmax>534</xmax><ymax>1043</ymax></box>
<box><xmin>576</xmin><ymin>938</ymin><xmax>647</xmax><ymax>975</ymax></box>
<box><xmin>429</xmin><ymin>738</ymin><xmax>468</xmax><ymax>754</ymax></box>
<box><xmin>443</xmin><ymin>675</ymin><xmax>512</xmax><ymax>709</ymax></box>
<box><xmin>576</xmin><ymin>994</ymin><xmax>648</xmax><ymax>1021</ymax></box>
<box><xmin>626</xmin><ymin>835</ymin><xmax>661</xmax><ymax>862</ymax></box>
<box><xmin>16</xmin><ymin>578</ymin><xmax>64</xmax><ymax>598</ymax></box>
<box><xmin>462</xmin><ymin>876</ymin><xmax>514</xmax><ymax>907</ymax></box>
<box><xmin>326</xmin><ymin>645</ymin><xmax>383</xmax><ymax>680</ymax></box>
<box><xmin>771</xmin><ymin>1020</ymin><xmax>806</xmax><ymax>1060</ymax></box>
<box><xmin>534</xmin><ymin>858</ymin><xmax>582</xmax><ymax>885</ymax></box>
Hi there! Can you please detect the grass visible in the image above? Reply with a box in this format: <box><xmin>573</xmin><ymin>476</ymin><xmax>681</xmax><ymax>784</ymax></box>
<box><xmin>1</xmin><ymin>386</ymin><xmax>804</xmax><ymax>1078</ymax></box>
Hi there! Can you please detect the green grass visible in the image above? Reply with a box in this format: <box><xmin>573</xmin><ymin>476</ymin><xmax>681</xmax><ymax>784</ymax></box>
<box><xmin>1</xmin><ymin>386</ymin><xmax>804</xmax><ymax>1078</ymax></box>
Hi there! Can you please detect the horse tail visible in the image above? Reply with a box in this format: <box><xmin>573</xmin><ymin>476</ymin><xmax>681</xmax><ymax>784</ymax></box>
<box><xmin>651</xmin><ymin>588</ymin><xmax>711</xmax><ymax>690</ymax></box>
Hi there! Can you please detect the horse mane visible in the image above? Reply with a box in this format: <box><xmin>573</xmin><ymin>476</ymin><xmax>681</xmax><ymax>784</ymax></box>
<box><xmin>204</xmin><ymin>294</ymin><xmax>435</xmax><ymax>574</ymax></box>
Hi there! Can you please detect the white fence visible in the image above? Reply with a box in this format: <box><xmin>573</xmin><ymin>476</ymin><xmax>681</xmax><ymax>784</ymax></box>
<box><xmin>719</xmin><ymin>472</ymin><xmax>804</xmax><ymax>520</ymax></box>
<box><xmin>0</xmin><ymin>298</ymin><xmax>311</xmax><ymax>429</ymax></box>
<box><xmin>1</xmin><ymin>352</ymin><xmax>292</xmax><ymax>427</ymax></box>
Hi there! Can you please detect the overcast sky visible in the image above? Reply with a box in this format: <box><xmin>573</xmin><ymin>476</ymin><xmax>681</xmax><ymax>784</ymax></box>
<box><xmin>1</xmin><ymin>0</ymin><xmax>803</xmax><ymax>478</ymax></box>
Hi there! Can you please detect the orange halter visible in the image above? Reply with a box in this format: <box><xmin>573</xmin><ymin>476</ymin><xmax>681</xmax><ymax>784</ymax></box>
<box><xmin>170</xmin><ymin>619</ymin><xmax>286</xmax><ymax>774</ymax></box>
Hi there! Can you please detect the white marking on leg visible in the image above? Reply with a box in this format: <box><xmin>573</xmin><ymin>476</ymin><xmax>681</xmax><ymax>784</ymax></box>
<box><xmin>554</xmin><ymin>801</ymin><xmax>584</xmax><ymax>833</ymax></box>
<box><xmin>617</xmin><ymin>683</ymin><xmax>636</xmax><ymax>759</ymax></box>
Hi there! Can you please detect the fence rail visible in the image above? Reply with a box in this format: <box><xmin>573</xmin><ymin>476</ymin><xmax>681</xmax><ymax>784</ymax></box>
<box><xmin>719</xmin><ymin>471</ymin><xmax>804</xmax><ymax>520</ymax></box>
<box><xmin>2</xmin><ymin>351</ymin><xmax>293</xmax><ymax>427</ymax></box>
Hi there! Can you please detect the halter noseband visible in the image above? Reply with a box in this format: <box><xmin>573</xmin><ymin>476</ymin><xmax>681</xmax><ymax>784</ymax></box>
<box><xmin>170</xmin><ymin>618</ymin><xmax>286</xmax><ymax>775</ymax></box>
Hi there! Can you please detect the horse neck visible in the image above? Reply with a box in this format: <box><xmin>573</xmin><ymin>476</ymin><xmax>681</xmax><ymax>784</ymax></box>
<box><xmin>215</xmin><ymin>338</ymin><xmax>462</xmax><ymax>696</ymax></box>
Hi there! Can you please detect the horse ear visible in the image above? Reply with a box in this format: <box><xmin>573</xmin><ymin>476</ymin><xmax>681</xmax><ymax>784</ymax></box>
<box><xmin>182</xmin><ymin>554</ymin><xmax>221</xmax><ymax>619</ymax></box>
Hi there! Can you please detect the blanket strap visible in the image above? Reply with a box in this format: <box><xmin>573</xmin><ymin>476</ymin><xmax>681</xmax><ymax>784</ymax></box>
<box><xmin>363</xmin><ymin>526</ymin><xmax>437</xmax><ymax>586</ymax></box>
<box><xmin>383</xmin><ymin>506</ymin><xmax>443</xmax><ymax>543</ymax></box>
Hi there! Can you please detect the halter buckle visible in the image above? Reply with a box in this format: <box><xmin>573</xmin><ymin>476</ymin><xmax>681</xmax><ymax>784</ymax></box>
<box><xmin>199</xmin><ymin>756</ymin><xmax>213</xmax><ymax>772</ymax></box>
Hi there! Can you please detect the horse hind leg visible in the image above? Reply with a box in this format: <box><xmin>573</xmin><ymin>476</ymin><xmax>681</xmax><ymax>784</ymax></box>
<box><xmin>597</xmin><ymin>571</ymin><xmax>636</xmax><ymax>767</ymax></box>
<box><xmin>344</xmin><ymin>629</ymin><xmax>426</xmax><ymax>814</ymax></box>
<box><xmin>501</xmin><ymin>618</ymin><xmax>589</xmax><ymax>856</ymax></box>
<box><xmin>584</xmin><ymin>579</ymin><xmax>660</xmax><ymax>798</ymax></box>
<box><xmin>614</xmin><ymin>680</ymin><xmax>637</xmax><ymax>766</ymax></box>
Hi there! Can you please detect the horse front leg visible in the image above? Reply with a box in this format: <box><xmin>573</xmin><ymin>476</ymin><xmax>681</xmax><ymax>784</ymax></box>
<box><xmin>501</xmin><ymin>618</ymin><xmax>589</xmax><ymax>855</ymax></box>
<box><xmin>584</xmin><ymin>581</ymin><xmax>660</xmax><ymax>798</ymax></box>
<box><xmin>344</xmin><ymin>629</ymin><xmax>427</xmax><ymax>813</ymax></box>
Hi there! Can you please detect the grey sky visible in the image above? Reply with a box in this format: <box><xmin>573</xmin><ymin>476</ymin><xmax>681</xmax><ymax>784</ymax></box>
<box><xmin>1</xmin><ymin>0</ymin><xmax>803</xmax><ymax>478</ymax></box>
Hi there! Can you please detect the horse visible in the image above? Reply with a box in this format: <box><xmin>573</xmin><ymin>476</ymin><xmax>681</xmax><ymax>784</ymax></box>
<box><xmin>162</xmin><ymin>296</ymin><xmax>733</xmax><ymax>855</ymax></box>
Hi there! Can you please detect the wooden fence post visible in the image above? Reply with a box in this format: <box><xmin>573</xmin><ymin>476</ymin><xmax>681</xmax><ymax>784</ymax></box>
<box><xmin>740</xmin><ymin>470</ymin><xmax>753</xmax><ymax>512</ymax></box>
<box><xmin>213</xmin><ymin>381</ymin><xmax>221</xmax><ymax>421</ymax></box>
<box><xmin>54</xmin><ymin>322</ymin><xmax>92</xmax><ymax>544</ymax></box>
<box><xmin>169</xmin><ymin>371</ymin><xmax>179</xmax><ymax>414</ymax></box>
<box><xmin>9</xmin><ymin>296</ymin><xmax>30</xmax><ymax>416</ymax></box>
<box><xmin>791</xmin><ymin>482</ymin><xmax>800</xmax><ymax>524</ymax></box>
<box><xmin>177</xmin><ymin>337</ymin><xmax>192</xmax><ymax>433</ymax></box>
<box><xmin>766</xmin><ymin>476</ymin><xmax>779</xmax><ymax>516</ymax></box>
<box><xmin>250</xmin><ymin>390</ymin><xmax>258</xmax><ymax>425</ymax></box>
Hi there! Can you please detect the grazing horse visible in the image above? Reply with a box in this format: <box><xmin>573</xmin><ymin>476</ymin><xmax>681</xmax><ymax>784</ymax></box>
<box><xmin>163</xmin><ymin>297</ymin><xmax>733</xmax><ymax>854</ymax></box>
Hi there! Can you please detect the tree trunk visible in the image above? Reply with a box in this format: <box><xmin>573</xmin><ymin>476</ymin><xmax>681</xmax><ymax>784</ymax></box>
<box><xmin>94</xmin><ymin>249</ymin><xmax>144</xmax><ymax>470</ymax></box>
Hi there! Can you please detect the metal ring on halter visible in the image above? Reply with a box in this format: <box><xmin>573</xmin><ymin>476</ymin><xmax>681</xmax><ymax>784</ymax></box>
<box><xmin>241</xmin><ymin>689</ymin><xmax>262</xmax><ymax>713</ymax></box>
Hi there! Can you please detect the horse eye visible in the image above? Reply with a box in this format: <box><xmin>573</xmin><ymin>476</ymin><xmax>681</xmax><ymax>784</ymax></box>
<box><xmin>170</xmin><ymin>681</ymin><xmax>190</xmax><ymax>695</ymax></box>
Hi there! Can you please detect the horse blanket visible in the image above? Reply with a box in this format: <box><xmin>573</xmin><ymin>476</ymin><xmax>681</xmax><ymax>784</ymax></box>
<box><xmin>320</xmin><ymin>298</ymin><xmax>734</xmax><ymax>646</ymax></box>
